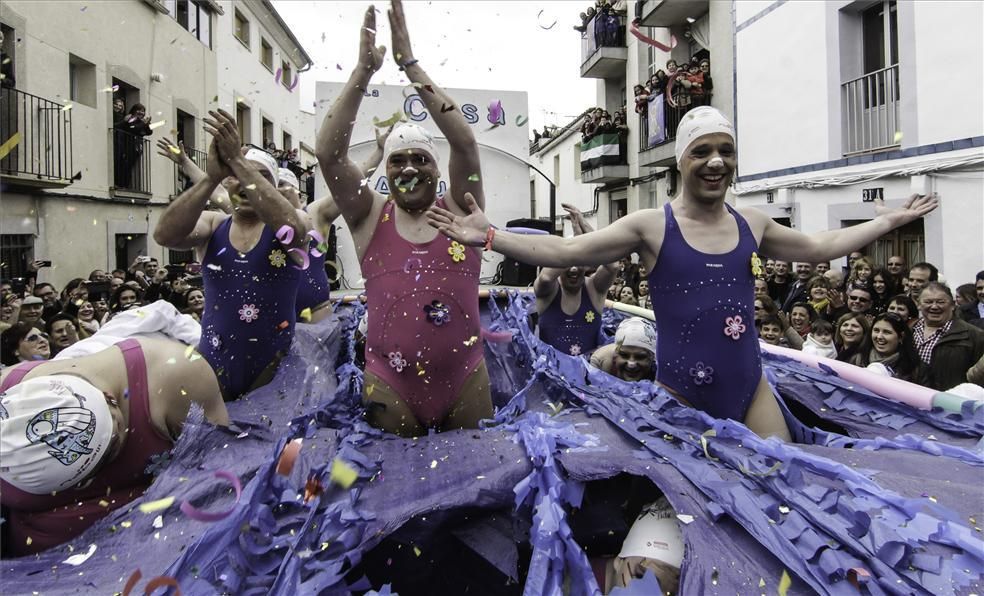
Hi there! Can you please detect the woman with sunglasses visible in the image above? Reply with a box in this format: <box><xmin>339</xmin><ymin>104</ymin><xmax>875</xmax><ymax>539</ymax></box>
<box><xmin>0</xmin><ymin>322</ymin><xmax>50</xmax><ymax>366</ymax></box>
<box><xmin>849</xmin><ymin>312</ymin><xmax>923</xmax><ymax>382</ymax></box>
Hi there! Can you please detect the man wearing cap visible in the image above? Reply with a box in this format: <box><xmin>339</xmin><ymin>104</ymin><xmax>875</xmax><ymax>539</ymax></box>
<box><xmin>316</xmin><ymin>1</ymin><xmax>492</xmax><ymax>436</ymax></box>
<box><xmin>429</xmin><ymin>105</ymin><xmax>938</xmax><ymax>440</ymax></box>
<box><xmin>17</xmin><ymin>295</ymin><xmax>45</xmax><ymax>327</ymax></box>
<box><xmin>0</xmin><ymin>329</ymin><xmax>229</xmax><ymax>556</ymax></box>
<box><xmin>535</xmin><ymin>203</ymin><xmax>617</xmax><ymax>357</ymax></box>
<box><xmin>154</xmin><ymin>109</ymin><xmax>310</xmax><ymax>400</ymax></box>
<box><xmin>589</xmin><ymin>317</ymin><xmax>658</xmax><ymax>382</ymax></box>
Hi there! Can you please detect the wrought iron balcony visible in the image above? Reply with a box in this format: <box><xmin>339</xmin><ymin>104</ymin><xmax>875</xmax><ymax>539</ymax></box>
<box><xmin>580</xmin><ymin>13</ymin><xmax>627</xmax><ymax>79</ymax></box>
<box><xmin>842</xmin><ymin>64</ymin><xmax>900</xmax><ymax>155</ymax></box>
<box><xmin>111</xmin><ymin>127</ymin><xmax>152</xmax><ymax>195</ymax></box>
<box><xmin>172</xmin><ymin>147</ymin><xmax>208</xmax><ymax>196</ymax></box>
<box><xmin>0</xmin><ymin>86</ymin><xmax>74</xmax><ymax>188</ymax></box>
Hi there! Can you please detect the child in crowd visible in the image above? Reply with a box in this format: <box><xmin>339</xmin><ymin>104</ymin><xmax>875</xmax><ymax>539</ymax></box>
<box><xmin>802</xmin><ymin>319</ymin><xmax>837</xmax><ymax>359</ymax></box>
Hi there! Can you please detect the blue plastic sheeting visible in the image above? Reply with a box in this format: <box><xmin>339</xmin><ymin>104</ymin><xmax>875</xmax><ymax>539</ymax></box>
<box><xmin>2</xmin><ymin>293</ymin><xmax>982</xmax><ymax>596</ymax></box>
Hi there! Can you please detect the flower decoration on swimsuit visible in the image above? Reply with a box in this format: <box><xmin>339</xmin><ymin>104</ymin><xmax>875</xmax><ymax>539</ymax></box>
<box><xmin>424</xmin><ymin>300</ymin><xmax>451</xmax><ymax>326</ymax></box>
<box><xmin>209</xmin><ymin>334</ymin><xmax>222</xmax><ymax>350</ymax></box>
<box><xmin>382</xmin><ymin>212</ymin><xmax>391</xmax><ymax>222</ymax></box>
<box><xmin>239</xmin><ymin>303</ymin><xmax>260</xmax><ymax>323</ymax></box>
<box><xmin>569</xmin><ymin>343</ymin><xmax>582</xmax><ymax>356</ymax></box>
<box><xmin>448</xmin><ymin>241</ymin><xmax>467</xmax><ymax>263</ymax></box>
<box><xmin>268</xmin><ymin>249</ymin><xmax>287</xmax><ymax>268</ymax></box>
<box><xmin>585</xmin><ymin>311</ymin><xmax>596</xmax><ymax>323</ymax></box>
<box><xmin>388</xmin><ymin>351</ymin><xmax>407</xmax><ymax>372</ymax></box>
<box><xmin>750</xmin><ymin>252</ymin><xmax>764</xmax><ymax>277</ymax></box>
<box><xmin>723</xmin><ymin>315</ymin><xmax>746</xmax><ymax>340</ymax></box>
<box><xmin>689</xmin><ymin>361</ymin><xmax>714</xmax><ymax>385</ymax></box>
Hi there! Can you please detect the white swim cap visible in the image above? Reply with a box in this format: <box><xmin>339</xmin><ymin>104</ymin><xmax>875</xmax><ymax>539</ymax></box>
<box><xmin>674</xmin><ymin>106</ymin><xmax>735</xmax><ymax>165</ymax></box>
<box><xmin>383</xmin><ymin>123</ymin><xmax>441</xmax><ymax>172</ymax></box>
<box><xmin>278</xmin><ymin>168</ymin><xmax>299</xmax><ymax>190</ymax></box>
<box><xmin>0</xmin><ymin>375</ymin><xmax>114</xmax><ymax>494</ymax></box>
<box><xmin>244</xmin><ymin>148</ymin><xmax>279</xmax><ymax>186</ymax></box>
<box><xmin>615</xmin><ymin>317</ymin><xmax>657</xmax><ymax>355</ymax></box>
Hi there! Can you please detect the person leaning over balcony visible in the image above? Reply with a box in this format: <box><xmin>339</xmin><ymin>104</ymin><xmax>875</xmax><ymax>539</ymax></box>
<box><xmin>429</xmin><ymin>105</ymin><xmax>938</xmax><ymax>441</ymax></box>
<box><xmin>153</xmin><ymin>109</ymin><xmax>309</xmax><ymax>401</ymax></box>
<box><xmin>113</xmin><ymin>103</ymin><xmax>153</xmax><ymax>190</ymax></box>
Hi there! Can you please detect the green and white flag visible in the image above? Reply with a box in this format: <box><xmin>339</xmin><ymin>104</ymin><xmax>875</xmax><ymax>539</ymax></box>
<box><xmin>580</xmin><ymin>133</ymin><xmax>622</xmax><ymax>170</ymax></box>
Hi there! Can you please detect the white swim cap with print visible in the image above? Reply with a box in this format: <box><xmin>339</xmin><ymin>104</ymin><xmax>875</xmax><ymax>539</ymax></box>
<box><xmin>674</xmin><ymin>106</ymin><xmax>735</xmax><ymax>165</ymax></box>
<box><xmin>615</xmin><ymin>317</ymin><xmax>658</xmax><ymax>355</ymax></box>
<box><xmin>244</xmin><ymin>148</ymin><xmax>279</xmax><ymax>186</ymax></box>
<box><xmin>278</xmin><ymin>168</ymin><xmax>299</xmax><ymax>190</ymax></box>
<box><xmin>383</xmin><ymin>123</ymin><xmax>441</xmax><ymax>173</ymax></box>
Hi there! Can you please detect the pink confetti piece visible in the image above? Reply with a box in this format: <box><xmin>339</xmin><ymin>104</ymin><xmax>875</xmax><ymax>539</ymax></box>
<box><xmin>276</xmin><ymin>224</ymin><xmax>294</xmax><ymax>245</ymax></box>
<box><xmin>179</xmin><ymin>470</ymin><xmax>241</xmax><ymax>522</ymax></box>
<box><xmin>288</xmin><ymin>247</ymin><xmax>310</xmax><ymax>270</ymax></box>
<box><xmin>273</xmin><ymin>67</ymin><xmax>282</xmax><ymax>84</ymax></box>
<box><xmin>481</xmin><ymin>328</ymin><xmax>513</xmax><ymax>343</ymax></box>
<box><xmin>288</xmin><ymin>74</ymin><xmax>300</xmax><ymax>92</ymax></box>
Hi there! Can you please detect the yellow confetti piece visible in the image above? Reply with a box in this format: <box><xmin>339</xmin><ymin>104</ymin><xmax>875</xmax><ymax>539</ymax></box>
<box><xmin>0</xmin><ymin>132</ymin><xmax>22</xmax><ymax>160</ymax></box>
<box><xmin>93</xmin><ymin>219</ymin><xmax>98</xmax><ymax>225</ymax></box>
<box><xmin>120</xmin><ymin>520</ymin><xmax>132</xmax><ymax>528</ymax></box>
<box><xmin>467</xmin><ymin>174</ymin><xmax>480</xmax><ymax>182</ymax></box>
<box><xmin>758</xmin><ymin>578</ymin><xmax>765</xmax><ymax>588</ymax></box>
<box><xmin>413</xmin><ymin>546</ymin><xmax>421</xmax><ymax>557</ymax></box>
<box><xmin>137</xmin><ymin>497</ymin><xmax>176</xmax><ymax>514</ymax></box>
<box><xmin>739</xmin><ymin>461</ymin><xmax>782</xmax><ymax>477</ymax></box>
<box><xmin>169</xmin><ymin>145</ymin><xmax>181</xmax><ymax>155</ymax></box>
<box><xmin>26</xmin><ymin>536</ymin><xmax>32</xmax><ymax>545</ymax></box>
<box><xmin>321</xmin><ymin>541</ymin><xmax>330</xmax><ymax>551</ymax></box>
<box><xmin>98</xmin><ymin>500</ymin><xmax>110</xmax><ymax>508</ymax></box>
<box><xmin>62</xmin><ymin>103</ymin><xmax>73</xmax><ymax>112</ymax></box>
<box><xmin>463</xmin><ymin>335</ymin><xmax>478</xmax><ymax>347</ymax></box>
<box><xmin>366</xmin><ymin>384</ymin><xmax>375</xmax><ymax>396</ymax></box>
<box><xmin>329</xmin><ymin>458</ymin><xmax>358</xmax><ymax>489</ymax></box>
<box><xmin>299</xmin><ymin>307</ymin><xmax>312</xmax><ymax>322</ymax></box>
<box><xmin>245</xmin><ymin>183</ymin><xmax>256</xmax><ymax>190</ymax></box>
<box><xmin>778</xmin><ymin>570</ymin><xmax>791</xmax><ymax>596</ymax></box>
<box><xmin>372</xmin><ymin>111</ymin><xmax>404</xmax><ymax>128</ymax></box>
<box><xmin>149</xmin><ymin>120</ymin><xmax>166</xmax><ymax>130</ymax></box>
<box><xmin>700</xmin><ymin>429</ymin><xmax>719</xmax><ymax>461</ymax></box>
<box><xmin>184</xmin><ymin>345</ymin><xmax>202</xmax><ymax>362</ymax></box>
<box><xmin>430</xmin><ymin>460</ymin><xmax>438</xmax><ymax>469</ymax></box>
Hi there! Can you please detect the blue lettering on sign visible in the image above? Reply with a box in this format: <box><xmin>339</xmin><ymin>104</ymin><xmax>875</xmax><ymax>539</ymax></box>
<box><xmin>461</xmin><ymin>103</ymin><xmax>479</xmax><ymax>124</ymax></box>
<box><xmin>374</xmin><ymin>177</ymin><xmax>447</xmax><ymax>198</ymax></box>
<box><xmin>362</xmin><ymin>89</ymin><xmax>380</xmax><ymax>97</ymax></box>
<box><xmin>404</xmin><ymin>95</ymin><xmax>427</xmax><ymax>121</ymax></box>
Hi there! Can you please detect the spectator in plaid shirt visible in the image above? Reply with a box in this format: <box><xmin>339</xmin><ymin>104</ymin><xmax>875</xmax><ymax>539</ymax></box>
<box><xmin>913</xmin><ymin>282</ymin><xmax>984</xmax><ymax>390</ymax></box>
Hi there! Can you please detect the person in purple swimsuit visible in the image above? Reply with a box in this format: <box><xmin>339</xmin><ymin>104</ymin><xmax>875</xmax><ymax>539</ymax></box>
<box><xmin>316</xmin><ymin>2</ymin><xmax>493</xmax><ymax>436</ymax></box>
<box><xmin>154</xmin><ymin>110</ymin><xmax>310</xmax><ymax>400</ymax></box>
<box><xmin>429</xmin><ymin>106</ymin><xmax>938</xmax><ymax>440</ymax></box>
<box><xmin>535</xmin><ymin>203</ymin><xmax>617</xmax><ymax>357</ymax></box>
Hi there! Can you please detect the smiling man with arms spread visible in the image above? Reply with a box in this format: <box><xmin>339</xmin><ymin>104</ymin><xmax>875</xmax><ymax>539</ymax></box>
<box><xmin>429</xmin><ymin>106</ymin><xmax>938</xmax><ymax>440</ymax></box>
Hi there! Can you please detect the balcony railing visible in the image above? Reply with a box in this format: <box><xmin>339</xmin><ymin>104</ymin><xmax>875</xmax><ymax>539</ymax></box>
<box><xmin>638</xmin><ymin>92</ymin><xmax>692</xmax><ymax>151</ymax></box>
<box><xmin>842</xmin><ymin>64</ymin><xmax>900</xmax><ymax>155</ymax></box>
<box><xmin>111</xmin><ymin>128</ymin><xmax>152</xmax><ymax>194</ymax></box>
<box><xmin>172</xmin><ymin>147</ymin><xmax>207</xmax><ymax>196</ymax></box>
<box><xmin>0</xmin><ymin>86</ymin><xmax>74</xmax><ymax>186</ymax></box>
<box><xmin>580</xmin><ymin>13</ymin><xmax>627</xmax><ymax>66</ymax></box>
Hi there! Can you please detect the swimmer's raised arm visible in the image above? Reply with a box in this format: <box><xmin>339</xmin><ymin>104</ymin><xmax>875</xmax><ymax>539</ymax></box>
<box><xmin>316</xmin><ymin>6</ymin><xmax>385</xmax><ymax>228</ymax></box>
<box><xmin>388</xmin><ymin>0</ymin><xmax>484</xmax><ymax>213</ymax></box>
<box><xmin>428</xmin><ymin>193</ymin><xmax>645</xmax><ymax>268</ymax></box>
<box><xmin>562</xmin><ymin>203</ymin><xmax>619</xmax><ymax>294</ymax></box>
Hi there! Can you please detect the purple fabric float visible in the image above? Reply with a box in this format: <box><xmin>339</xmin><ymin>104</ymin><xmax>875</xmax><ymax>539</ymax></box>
<box><xmin>1</xmin><ymin>294</ymin><xmax>981</xmax><ymax>596</ymax></box>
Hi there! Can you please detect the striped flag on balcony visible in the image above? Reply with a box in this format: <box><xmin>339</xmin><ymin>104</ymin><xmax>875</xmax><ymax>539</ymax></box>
<box><xmin>579</xmin><ymin>133</ymin><xmax>622</xmax><ymax>170</ymax></box>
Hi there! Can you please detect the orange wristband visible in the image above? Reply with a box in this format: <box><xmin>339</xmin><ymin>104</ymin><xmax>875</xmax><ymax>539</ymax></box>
<box><xmin>483</xmin><ymin>227</ymin><xmax>496</xmax><ymax>251</ymax></box>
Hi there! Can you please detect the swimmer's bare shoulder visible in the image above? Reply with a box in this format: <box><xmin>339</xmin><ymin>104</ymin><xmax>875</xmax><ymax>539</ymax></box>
<box><xmin>590</xmin><ymin>343</ymin><xmax>616</xmax><ymax>372</ymax></box>
<box><xmin>347</xmin><ymin>189</ymin><xmax>389</xmax><ymax>260</ymax></box>
<box><xmin>139</xmin><ymin>337</ymin><xmax>229</xmax><ymax>428</ymax></box>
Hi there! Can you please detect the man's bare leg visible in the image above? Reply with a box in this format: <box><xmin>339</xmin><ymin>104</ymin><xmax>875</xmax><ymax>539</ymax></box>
<box><xmin>743</xmin><ymin>373</ymin><xmax>792</xmax><ymax>441</ymax></box>
<box><xmin>362</xmin><ymin>370</ymin><xmax>426</xmax><ymax>437</ymax></box>
<box><xmin>442</xmin><ymin>361</ymin><xmax>494</xmax><ymax>431</ymax></box>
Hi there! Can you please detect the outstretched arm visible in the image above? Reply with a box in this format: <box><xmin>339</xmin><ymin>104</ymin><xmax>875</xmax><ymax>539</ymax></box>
<box><xmin>316</xmin><ymin>6</ymin><xmax>385</xmax><ymax>227</ymax></box>
<box><xmin>428</xmin><ymin>193</ymin><xmax>644</xmax><ymax>268</ymax></box>
<box><xmin>388</xmin><ymin>0</ymin><xmax>484</xmax><ymax>213</ymax></box>
<box><xmin>756</xmin><ymin>194</ymin><xmax>938</xmax><ymax>263</ymax></box>
<box><xmin>153</xmin><ymin>136</ymin><xmax>229</xmax><ymax>250</ymax></box>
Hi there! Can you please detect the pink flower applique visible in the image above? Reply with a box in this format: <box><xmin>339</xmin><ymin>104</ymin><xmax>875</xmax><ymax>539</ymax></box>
<box><xmin>690</xmin><ymin>362</ymin><xmax>714</xmax><ymax>385</ymax></box>
<box><xmin>239</xmin><ymin>304</ymin><xmax>260</xmax><ymax>323</ymax></box>
<box><xmin>723</xmin><ymin>315</ymin><xmax>746</xmax><ymax>340</ymax></box>
<box><xmin>388</xmin><ymin>351</ymin><xmax>407</xmax><ymax>372</ymax></box>
<box><xmin>569</xmin><ymin>343</ymin><xmax>582</xmax><ymax>356</ymax></box>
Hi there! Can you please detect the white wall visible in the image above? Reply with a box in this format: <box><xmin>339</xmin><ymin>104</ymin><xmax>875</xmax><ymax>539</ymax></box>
<box><xmin>531</xmin><ymin>127</ymin><xmax>597</xmax><ymax>230</ymax></box>
<box><xmin>314</xmin><ymin>82</ymin><xmax>530</xmax><ymax>288</ymax></box>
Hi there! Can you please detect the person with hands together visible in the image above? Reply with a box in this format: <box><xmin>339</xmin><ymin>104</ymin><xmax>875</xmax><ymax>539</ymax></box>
<box><xmin>428</xmin><ymin>106</ymin><xmax>939</xmax><ymax>441</ymax></box>
<box><xmin>153</xmin><ymin>109</ymin><xmax>310</xmax><ymax>401</ymax></box>
<box><xmin>316</xmin><ymin>1</ymin><xmax>492</xmax><ymax>436</ymax></box>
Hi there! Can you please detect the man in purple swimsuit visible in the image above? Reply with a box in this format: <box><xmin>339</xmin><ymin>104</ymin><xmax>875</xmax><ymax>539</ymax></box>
<box><xmin>429</xmin><ymin>106</ymin><xmax>938</xmax><ymax>440</ymax></box>
<box><xmin>154</xmin><ymin>110</ymin><xmax>310</xmax><ymax>400</ymax></box>
<box><xmin>535</xmin><ymin>203</ymin><xmax>617</xmax><ymax>357</ymax></box>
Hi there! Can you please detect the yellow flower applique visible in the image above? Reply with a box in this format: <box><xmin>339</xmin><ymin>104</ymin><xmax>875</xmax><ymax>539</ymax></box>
<box><xmin>269</xmin><ymin>249</ymin><xmax>287</xmax><ymax>268</ymax></box>
<box><xmin>585</xmin><ymin>311</ymin><xmax>596</xmax><ymax>323</ymax></box>
<box><xmin>750</xmin><ymin>252</ymin><xmax>764</xmax><ymax>278</ymax></box>
<box><xmin>448</xmin><ymin>241</ymin><xmax>466</xmax><ymax>263</ymax></box>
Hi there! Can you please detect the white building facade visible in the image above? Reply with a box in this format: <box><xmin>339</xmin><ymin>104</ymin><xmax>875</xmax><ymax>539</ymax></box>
<box><xmin>731</xmin><ymin>0</ymin><xmax>983</xmax><ymax>286</ymax></box>
<box><xmin>0</xmin><ymin>0</ymin><xmax>314</xmax><ymax>288</ymax></box>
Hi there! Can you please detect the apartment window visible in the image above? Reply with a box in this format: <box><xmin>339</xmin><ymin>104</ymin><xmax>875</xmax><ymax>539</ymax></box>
<box><xmin>260</xmin><ymin>38</ymin><xmax>273</xmax><ymax>71</ymax></box>
<box><xmin>165</xmin><ymin>0</ymin><xmax>212</xmax><ymax>48</ymax></box>
<box><xmin>573</xmin><ymin>144</ymin><xmax>582</xmax><ymax>180</ymax></box>
<box><xmin>553</xmin><ymin>154</ymin><xmax>560</xmax><ymax>185</ymax></box>
<box><xmin>281</xmin><ymin>60</ymin><xmax>293</xmax><ymax>90</ymax></box>
<box><xmin>176</xmin><ymin>109</ymin><xmax>195</xmax><ymax>149</ymax></box>
<box><xmin>610</xmin><ymin>197</ymin><xmax>627</xmax><ymax>222</ymax></box>
<box><xmin>236</xmin><ymin>102</ymin><xmax>251</xmax><ymax>144</ymax></box>
<box><xmin>1</xmin><ymin>234</ymin><xmax>34</xmax><ymax>280</ymax></box>
<box><xmin>862</xmin><ymin>1</ymin><xmax>898</xmax><ymax>74</ymax></box>
<box><xmin>530</xmin><ymin>180</ymin><xmax>536</xmax><ymax>218</ymax></box>
<box><xmin>282</xmin><ymin>131</ymin><xmax>292</xmax><ymax>151</ymax></box>
<box><xmin>234</xmin><ymin>9</ymin><xmax>250</xmax><ymax>48</ymax></box>
<box><xmin>261</xmin><ymin>117</ymin><xmax>274</xmax><ymax>149</ymax></box>
<box><xmin>68</xmin><ymin>53</ymin><xmax>96</xmax><ymax>108</ymax></box>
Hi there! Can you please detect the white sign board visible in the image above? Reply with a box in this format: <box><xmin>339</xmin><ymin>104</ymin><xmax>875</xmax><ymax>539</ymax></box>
<box><xmin>314</xmin><ymin>82</ymin><xmax>531</xmax><ymax>288</ymax></box>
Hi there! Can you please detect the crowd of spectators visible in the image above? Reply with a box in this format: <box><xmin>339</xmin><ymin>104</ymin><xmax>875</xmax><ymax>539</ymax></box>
<box><xmin>635</xmin><ymin>56</ymin><xmax>714</xmax><ymax>134</ymax></box>
<box><xmin>604</xmin><ymin>252</ymin><xmax>983</xmax><ymax>391</ymax></box>
<box><xmin>573</xmin><ymin>0</ymin><xmax>627</xmax><ymax>48</ymax></box>
<box><xmin>1</xmin><ymin>257</ymin><xmax>206</xmax><ymax>367</ymax></box>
